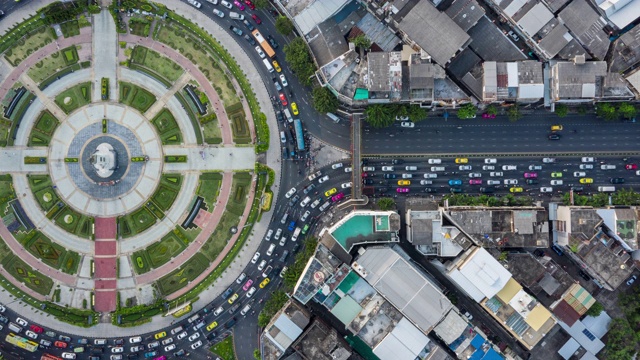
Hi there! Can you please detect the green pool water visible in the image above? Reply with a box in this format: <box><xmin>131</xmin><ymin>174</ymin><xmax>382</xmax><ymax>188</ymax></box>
<box><xmin>331</xmin><ymin>215</ymin><xmax>374</xmax><ymax>247</ymax></box>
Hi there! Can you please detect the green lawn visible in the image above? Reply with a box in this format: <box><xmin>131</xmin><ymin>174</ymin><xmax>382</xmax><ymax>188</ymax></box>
<box><xmin>27</xmin><ymin>46</ymin><xmax>78</xmax><ymax>84</ymax></box>
<box><xmin>60</xmin><ymin>20</ymin><xmax>80</xmax><ymax>38</ymax></box>
<box><xmin>27</xmin><ymin>175</ymin><xmax>57</xmax><ymax>211</ymax></box>
<box><xmin>18</xmin><ymin>231</ymin><xmax>79</xmax><ymax>274</ymax></box>
<box><xmin>225</xmin><ymin>102</ymin><xmax>251</xmax><ymax>144</ymax></box>
<box><xmin>119</xmin><ymin>81</ymin><xmax>156</xmax><ymax>113</ymax></box>
<box><xmin>0</xmin><ymin>118</ymin><xmax>10</xmax><ymax>146</ymax></box>
<box><xmin>1</xmin><ymin>254</ymin><xmax>54</xmax><ymax>296</ymax></box>
<box><xmin>200</xmin><ymin>113</ymin><xmax>221</xmax><ymax>144</ymax></box>
<box><xmin>210</xmin><ymin>336</ymin><xmax>236</xmax><ymax>360</ymax></box>
<box><xmin>156</xmin><ymin>253</ymin><xmax>210</xmax><ymax>295</ymax></box>
<box><xmin>54</xmin><ymin>82</ymin><xmax>91</xmax><ymax>114</ymax></box>
<box><xmin>28</xmin><ymin>111</ymin><xmax>60</xmax><ymax>146</ymax></box>
<box><xmin>131</xmin><ymin>45</ymin><xmax>184</xmax><ymax>82</ymax></box>
<box><xmin>150</xmin><ymin>178</ymin><xmax>180</xmax><ymax>212</ymax></box>
<box><xmin>227</xmin><ymin>172</ymin><xmax>252</xmax><ymax>216</ymax></box>
<box><xmin>54</xmin><ymin>205</ymin><xmax>93</xmax><ymax>239</ymax></box>
<box><xmin>150</xmin><ymin>108</ymin><xmax>182</xmax><ymax>145</ymax></box>
<box><xmin>197</xmin><ymin>172</ymin><xmax>222</xmax><ymax>209</ymax></box>
<box><xmin>118</xmin><ymin>206</ymin><xmax>158</xmax><ymax>238</ymax></box>
<box><xmin>4</xmin><ymin>26</ymin><xmax>55</xmax><ymax>67</ymax></box>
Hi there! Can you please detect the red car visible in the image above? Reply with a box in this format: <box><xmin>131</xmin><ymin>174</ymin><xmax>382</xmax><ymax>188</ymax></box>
<box><xmin>30</xmin><ymin>324</ymin><xmax>44</xmax><ymax>333</ymax></box>
<box><xmin>244</xmin><ymin>0</ymin><xmax>256</xmax><ymax>9</ymax></box>
<box><xmin>279</xmin><ymin>93</ymin><xmax>288</xmax><ymax>106</ymax></box>
<box><xmin>243</xmin><ymin>279</ymin><xmax>253</xmax><ymax>291</ymax></box>
<box><xmin>54</xmin><ymin>341</ymin><xmax>68</xmax><ymax>348</ymax></box>
<box><xmin>524</xmin><ymin>172</ymin><xmax>538</xmax><ymax>178</ymax></box>
<box><xmin>625</xmin><ymin>164</ymin><xmax>638</xmax><ymax>170</ymax></box>
<box><xmin>252</xmin><ymin>14</ymin><xmax>262</xmax><ymax>25</ymax></box>
<box><xmin>361</xmin><ymin>172</ymin><xmax>368</xmax><ymax>177</ymax></box>
<box><xmin>469</xmin><ymin>179</ymin><xmax>482</xmax><ymax>185</ymax></box>
<box><xmin>482</xmin><ymin>113</ymin><xmax>496</xmax><ymax>119</ymax></box>
<box><xmin>331</xmin><ymin>193</ymin><xmax>345</xmax><ymax>202</ymax></box>
<box><xmin>233</xmin><ymin>0</ymin><xmax>246</xmax><ymax>10</ymax></box>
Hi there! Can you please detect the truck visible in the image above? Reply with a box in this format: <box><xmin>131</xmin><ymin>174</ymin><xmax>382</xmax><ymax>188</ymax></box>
<box><xmin>251</xmin><ymin>29</ymin><xmax>275</xmax><ymax>58</ymax></box>
<box><xmin>291</xmin><ymin>227</ymin><xmax>301</xmax><ymax>242</ymax></box>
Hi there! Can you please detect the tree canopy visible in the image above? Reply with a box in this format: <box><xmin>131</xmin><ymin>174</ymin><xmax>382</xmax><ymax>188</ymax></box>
<box><xmin>284</xmin><ymin>38</ymin><xmax>316</xmax><ymax>86</ymax></box>
<box><xmin>507</xmin><ymin>104</ymin><xmax>522</xmax><ymax>122</ymax></box>
<box><xmin>352</xmin><ymin>34</ymin><xmax>372</xmax><ymax>50</ymax></box>
<box><xmin>364</xmin><ymin>104</ymin><xmax>394</xmax><ymax>128</ymax></box>
<box><xmin>312</xmin><ymin>87</ymin><xmax>338</xmax><ymax>114</ymax></box>
<box><xmin>457</xmin><ymin>104</ymin><xmax>477</xmax><ymax>119</ymax></box>
<box><xmin>254</xmin><ymin>0</ymin><xmax>269</xmax><ymax>9</ymax></box>
<box><xmin>618</xmin><ymin>102</ymin><xmax>637</xmax><ymax>120</ymax></box>
<box><xmin>377</xmin><ymin>198</ymin><xmax>395</xmax><ymax>211</ymax></box>
<box><xmin>596</xmin><ymin>103</ymin><xmax>618</xmax><ymax>121</ymax></box>
<box><xmin>555</xmin><ymin>104</ymin><xmax>568</xmax><ymax>117</ymax></box>
<box><xmin>275</xmin><ymin>16</ymin><xmax>294</xmax><ymax>36</ymax></box>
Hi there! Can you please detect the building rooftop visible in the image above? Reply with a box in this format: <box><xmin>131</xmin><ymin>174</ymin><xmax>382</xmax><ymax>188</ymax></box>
<box><xmin>293</xmin><ymin>243</ymin><xmax>344</xmax><ymax>304</ymax></box>
<box><xmin>558</xmin><ymin>0</ymin><xmax>610</xmax><ymax>60</ymax></box>
<box><xmin>307</xmin><ymin>18</ymin><xmax>351</xmax><ymax>68</ymax></box>
<box><xmin>447</xmin><ymin>247</ymin><xmax>512</xmax><ymax>302</ymax></box>
<box><xmin>395</xmin><ymin>0</ymin><xmax>470</xmax><ymax>66</ymax></box>
<box><xmin>406</xmin><ymin>209</ymin><xmax>468</xmax><ymax>257</ymax></box>
<box><xmin>367</xmin><ymin>52</ymin><xmax>403</xmax><ymax>101</ymax></box>
<box><xmin>262</xmin><ymin>300</ymin><xmax>312</xmax><ymax>355</ymax></box>
<box><xmin>538</xmin><ymin>24</ymin><xmax>572</xmax><ymax>59</ymax></box>
<box><xmin>323</xmin><ymin>211</ymin><xmax>400</xmax><ymax>252</ymax></box>
<box><xmin>355</xmin><ymin>12</ymin><xmax>401</xmax><ymax>52</ymax></box>
<box><xmin>517</xmin><ymin>2</ymin><xmax>554</xmax><ymax>37</ymax></box>
<box><xmin>611</xmin><ymin>24</ymin><xmax>640</xmax><ymax>73</ymax></box>
<box><xmin>291</xmin><ymin>319</ymin><xmax>353</xmax><ymax>360</ymax></box>
<box><xmin>288</xmin><ymin>0</ymin><xmax>352</xmax><ymax>35</ymax></box>
<box><xmin>433</xmin><ymin>310</ymin><xmax>469</xmax><ymax>344</ymax></box>
<box><xmin>551</xmin><ymin>61</ymin><xmax>607</xmax><ymax>99</ymax></box>
<box><xmin>372</xmin><ymin>317</ymin><xmax>431</xmax><ymax>360</ymax></box>
<box><xmin>353</xmin><ymin>247</ymin><xmax>452</xmax><ymax>333</ymax></box>
<box><xmin>596</xmin><ymin>0</ymin><xmax>640</xmax><ymax>29</ymax></box>
<box><xmin>576</xmin><ymin>233</ymin><xmax>635</xmax><ymax>289</ymax></box>
<box><xmin>467</xmin><ymin>17</ymin><xmax>527</xmax><ymax>62</ymax></box>
<box><xmin>558</xmin><ymin>312</ymin><xmax>611</xmax><ymax>356</ymax></box>
<box><xmin>444</xmin><ymin>0</ymin><xmax>485</xmax><ymax>32</ymax></box>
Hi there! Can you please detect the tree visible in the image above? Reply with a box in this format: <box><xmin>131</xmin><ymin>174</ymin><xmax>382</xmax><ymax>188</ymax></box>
<box><xmin>457</xmin><ymin>104</ymin><xmax>477</xmax><ymax>119</ymax></box>
<box><xmin>275</xmin><ymin>15</ymin><xmax>294</xmax><ymax>36</ymax></box>
<box><xmin>407</xmin><ymin>105</ymin><xmax>427</xmax><ymax>122</ymax></box>
<box><xmin>485</xmin><ymin>104</ymin><xmax>498</xmax><ymax>116</ymax></box>
<box><xmin>596</xmin><ymin>103</ymin><xmax>618</xmax><ymax>121</ymax></box>
<box><xmin>352</xmin><ymin>34</ymin><xmax>371</xmax><ymax>49</ymax></box>
<box><xmin>555</xmin><ymin>104</ymin><xmax>568</xmax><ymax>117</ymax></box>
<box><xmin>364</xmin><ymin>104</ymin><xmax>394</xmax><ymax>128</ymax></box>
<box><xmin>312</xmin><ymin>87</ymin><xmax>338</xmax><ymax>113</ymax></box>
<box><xmin>253</xmin><ymin>349</ymin><xmax>261</xmax><ymax>360</ymax></box>
<box><xmin>284</xmin><ymin>38</ymin><xmax>316</xmax><ymax>86</ymax></box>
<box><xmin>618</xmin><ymin>102</ymin><xmax>637</xmax><ymax>120</ymax></box>
<box><xmin>603</xmin><ymin>318</ymin><xmax>638</xmax><ymax>360</ymax></box>
<box><xmin>257</xmin><ymin>290</ymin><xmax>288</xmax><ymax>327</ymax></box>
<box><xmin>507</xmin><ymin>104</ymin><xmax>522</xmax><ymax>122</ymax></box>
<box><xmin>586</xmin><ymin>302</ymin><xmax>604</xmax><ymax>317</ymax></box>
<box><xmin>254</xmin><ymin>0</ymin><xmax>269</xmax><ymax>9</ymax></box>
<box><xmin>377</xmin><ymin>198</ymin><xmax>395</xmax><ymax>211</ymax></box>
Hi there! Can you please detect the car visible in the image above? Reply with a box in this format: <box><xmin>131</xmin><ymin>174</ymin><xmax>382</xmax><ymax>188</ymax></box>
<box><xmin>540</xmin><ymin>187</ymin><xmax>553</xmax><ymax>193</ymax></box>
<box><xmin>254</xmin><ymin>45</ymin><xmax>266</xmax><ymax>58</ymax></box>
<box><xmin>260</xmin><ymin>278</ymin><xmax>270</xmax><ymax>288</ymax></box>
<box><xmin>550</xmin><ymin>124</ymin><xmax>563</xmax><ymax>131</ymax></box>
<box><xmin>271</xmin><ymin>60</ymin><xmax>281</xmax><ymax>72</ymax></box>
<box><xmin>363</xmin><ymin>179</ymin><xmax>374</xmax><ymax>185</ymax></box>
<box><xmin>460</xmin><ymin>308</ymin><xmax>473</xmax><ymax>320</ymax></box>
<box><xmin>188</xmin><ymin>333</ymin><xmax>200</xmax><ymax>342</ymax></box>
<box><xmin>542</xmin><ymin>158</ymin><xmax>555</xmax><ymax>163</ymax></box>
<box><xmin>448</xmin><ymin>179</ymin><xmax>462</xmax><ymax>186</ymax></box>
<box><xmin>504</xmin><ymin>179</ymin><xmax>518</xmax><ymax>185</ymax></box>
<box><xmin>469</xmin><ymin>179</ymin><xmax>482</xmax><ymax>185</ymax></box>
<box><xmin>571</xmin><ymin>186</ymin><xmax>584</xmax><ymax>192</ymax></box>
<box><xmin>212</xmin><ymin>306</ymin><xmax>224</xmax><ymax>317</ymax></box>
<box><xmin>244</xmin><ymin>0</ymin><xmax>256</xmax><ymax>9</ymax></box>
<box><xmin>257</xmin><ymin>259</ymin><xmax>266</xmax><ymax>271</ymax></box>
<box><xmin>213</xmin><ymin>9</ymin><xmax>225</xmax><ymax>17</ymax></box>
<box><xmin>548</xmin><ymin>133</ymin><xmax>561</xmax><ymax>140</ymax></box>
<box><xmin>112</xmin><ymin>347</ymin><xmax>124</xmax><ymax>353</ymax></box>
<box><xmin>611</xmin><ymin>178</ymin><xmax>625</xmax><ymax>184</ymax></box>
<box><xmin>362</xmin><ymin>166</ymin><xmax>375</xmax><ymax>171</ymax></box>
<box><xmin>191</xmin><ymin>341</ymin><xmax>203</xmax><ymax>350</ymax></box>
<box><xmin>273</xmin><ymin>79</ymin><xmax>282</xmax><ymax>91</ymax></box>
<box><xmin>206</xmin><ymin>321</ymin><xmax>218</xmax><ymax>331</ymax></box>
<box><xmin>221</xmin><ymin>0</ymin><xmax>233</xmax><ymax>8</ymax></box>
<box><xmin>41</xmin><ymin>339</ymin><xmax>53</xmax><ymax>347</ymax></box>
<box><xmin>455</xmin><ymin>158</ymin><xmax>468</xmax><ymax>164</ymax></box>
<box><xmin>325</xmin><ymin>188</ymin><xmax>337</xmax><ymax>197</ymax></box>
<box><xmin>396</xmin><ymin>187</ymin><xmax>410</xmax><ymax>193</ymax></box>
<box><xmin>300</xmin><ymin>196</ymin><xmax>312</xmax><ymax>207</ymax></box>
<box><xmin>161</xmin><ymin>338</ymin><xmax>174</xmax><ymax>346</ymax></box>
<box><xmin>229</xmin><ymin>25</ymin><xmax>243</xmax><ymax>36</ymax></box>
<box><xmin>382</xmin><ymin>166</ymin><xmax>394</xmax><ymax>171</ymax></box>
<box><xmin>626</xmin><ymin>164</ymin><xmax>638</xmax><ymax>170</ymax></box>
<box><xmin>420</xmin><ymin>180</ymin><xmax>432</xmax><ymax>185</ymax></box>
<box><xmin>55</xmin><ymin>341</ymin><xmax>68</xmax><ymax>348</ymax></box>
<box><xmin>573</xmin><ymin>171</ymin><xmax>586</xmax><ymax>177</ymax></box>
<box><xmin>423</xmin><ymin>173</ymin><xmax>437</xmax><ymax>179</ymax></box>
<box><xmin>246</xmin><ymin>287</ymin><xmax>257</xmax><ymax>297</ymax></box>
<box><xmin>344</xmin><ymin>167</ymin><xmax>352</xmax><ymax>173</ymax></box>
<box><xmin>233</xmin><ymin>0</ymin><xmax>245</xmax><ymax>10</ymax></box>
<box><xmin>164</xmin><ymin>344</ymin><xmax>176</xmax><ymax>352</ymax></box>
<box><xmin>267</xmin><ymin>34</ymin><xmax>279</xmax><ymax>49</ymax></box>
<box><xmin>25</xmin><ymin>330</ymin><xmax>38</xmax><ymax>339</ymax></box>
<box><xmin>243</xmin><ymin>279</ymin><xmax>254</xmax><ymax>291</ymax></box>
<box><xmin>308</xmin><ymin>171</ymin><xmax>322</xmax><ymax>181</ymax></box>
<box><xmin>16</xmin><ymin>317</ymin><xmax>28</xmax><ymax>327</ymax></box>
<box><xmin>143</xmin><ymin>351</ymin><xmax>157</xmax><ymax>359</ymax></box>
<box><xmin>291</xmin><ymin>102</ymin><xmax>299</xmax><ymax>115</ymax></box>
<box><xmin>176</xmin><ymin>332</ymin><xmax>188</xmax><ymax>340</ymax></box>
<box><xmin>490</xmin><ymin>172</ymin><xmax>503</xmax><ymax>177</ymax></box>
<box><xmin>251</xmin><ymin>252</ymin><xmax>260</xmax><ymax>264</ymax></box>
<box><xmin>580</xmin><ymin>164</ymin><xmax>594</xmax><ymax>169</ymax></box>
<box><xmin>582</xmin><ymin>157</ymin><xmax>595</xmax><ymax>162</ymax></box>
<box><xmin>627</xmin><ymin>275</ymin><xmax>637</xmax><ymax>286</ymax></box>
<box><xmin>428</xmin><ymin>159</ymin><xmax>441</xmax><ymax>164</ymax></box>
<box><xmin>331</xmin><ymin>163</ymin><xmax>344</xmax><ymax>170</ymax></box>
<box><xmin>550</xmin><ymin>180</ymin><xmax>563</xmax><ymax>185</ymax></box>
<box><xmin>502</xmin><ymin>165</ymin><xmax>517</xmax><ymax>171</ymax></box>
<box><xmin>30</xmin><ymin>324</ymin><xmax>43</xmax><ymax>333</ymax></box>
<box><xmin>287</xmin><ymin>220</ymin><xmax>296</xmax><ymax>231</ymax></box>
<box><xmin>278</xmin><ymin>92</ymin><xmax>288</xmax><ymax>106</ymax></box>
<box><xmin>400</xmin><ymin>121</ymin><xmax>415</xmax><ymax>128</ymax></box>
<box><xmin>278</xmin><ymin>74</ymin><xmax>288</xmax><ymax>87</ymax></box>
<box><xmin>61</xmin><ymin>353</ymin><xmax>76</xmax><ymax>360</ymax></box>
<box><xmin>284</xmin><ymin>187</ymin><xmax>296</xmax><ymax>199</ymax></box>
<box><xmin>154</xmin><ymin>332</ymin><xmax>166</xmax><ymax>340</ymax></box>
<box><xmin>46</xmin><ymin>330</ymin><xmax>56</xmax><ymax>338</ymax></box>
<box><xmin>384</xmin><ymin>174</ymin><xmax>397</xmax><ymax>179</ymax></box>
<box><xmin>526</xmin><ymin>179</ymin><xmax>539</xmax><ymax>185</ymax></box>
<box><xmin>310</xmin><ymin>198</ymin><xmax>322</xmax><ymax>208</ymax></box>
<box><xmin>243</xmin><ymin>34</ymin><xmax>255</xmax><ymax>45</ymax></box>
<box><xmin>482</xmin><ymin>165</ymin><xmax>495</xmax><ymax>170</ymax></box>
<box><xmin>60</xmin><ymin>335</ymin><xmax>72</xmax><ymax>342</ymax></box>
<box><xmin>551</xmin><ymin>172</ymin><xmax>563</xmax><ymax>178</ymax></box>
<box><xmin>318</xmin><ymin>175</ymin><xmax>330</xmax><ymax>183</ymax></box>
<box><xmin>510</xmin><ymin>187</ymin><xmax>523</xmax><ymax>193</ymax></box>
<box><xmin>450</xmin><ymin>187</ymin><xmax>463</xmax><ymax>193</ymax></box>
<box><xmin>303</xmin><ymin>184</ymin><xmax>316</xmax><ymax>195</ymax></box>
<box><xmin>578</xmin><ymin>270</ymin><xmax>592</xmax><ymax>281</ymax></box>
<box><xmin>486</xmin><ymin>180</ymin><xmax>501</xmax><ymax>185</ymax></box>
<box><xmin>332</xmin><ymin>193</ymin><xmax>345</xmax><ymax>201</ymax></box>
<box><xmin>398</xmin><ymin>180</ymin><xmax>411</xmax><ymax>186</ymax></box>
<box><xmin>288</xmin><ymin>195</ymin><xmax>300</xmax><ymax>206</ymax></box>
<box><xmin>147</xmin><ymin>341</ymin><xmax>159</xmax><ymax>349</ymax></box>
<box><xmin>469</xmin><ymin>173</ymin><xmax>481</xmax><ymax>178</ymax></box>
<box><xmin>401</xmin><ymin>173</ymin><xmax>413</xmax><ymax>179</ymax></box>
<box><xmin>524</xmin><ymin>172</ymin><xmax>537</xmax><ymax>178</ymax></box>
<box><xmin>459</xmin><ymin>165</ymin><xmax>472</xmax><ymax>171</ymax></box>
<box><xmin>580</xmin><ymin>177</ymin><xmax>593</xmax><ymax>184</ymax></box>
<box><xmin>252</xmin><ymin>14</ymin><xmax>262</xmax><ymax>24</ymax></box>
<box><xmin>482</xmin><ymin>113</ymin><xmax>496</xmax><ymax>119</ymax></box>
<box><xmin>529</xmin><ymin>165</ymin><xmax>542</xmax><ymax>170</ymax></box>
<box><xmin>480</xmin><ymin>187</ymin><xmax>495</xmax><ymax>193</ymax></box>
<box><xmin>341</xmin><ymin>182</ymin><xmax>352</xmax><ymax>189</ymax></box>
<box><xmin>601</xmin><ymin>164</ymin><xmax>617</xmax><ymax>170</ymax></box>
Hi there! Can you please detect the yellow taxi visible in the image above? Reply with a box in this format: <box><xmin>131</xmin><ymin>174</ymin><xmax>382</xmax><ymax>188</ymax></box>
<box><xmin>398</xmin><ymin>180</ymin><xmax>411</xmax><ymax>186</ymax></box>
<box><xmin>260</xmin><ymin>278</ymin><xmax>270</xmax><ymax>289</ymax></box>
<box><xmin>272</xmin><ymin>60</ymin><xmax>282</xmax><ymax>72</ymax></box>
<box><xmin>325</xmin><ymin>188</ymin><xmax>337</xmax><ymax>197</ymax></box>
<box><xmin>206</xmin><ymin>321</ymin><xmax>218</xmax><ymax>331</ymax></box>
<box><xmin>291</xmin><ymin>102</ymin><xmax>299</xmax><ymax>115</ymax></box>
<box><xmin>154</xmin><ymin>331</ymin><xmax>167</xmax><ymax>339</ymax></box>
<box><xmin>510</xmin><ymin>187</ymin><xmax>523</xmax><ymax>193</ymax></box>
<box><xmin>228</xmin><ymin>293</ymin><xmax>239</xmax><ymax>304</ymax></box>
<box><xmin>580</xmin><ymin>178</ymin><xmax>593</xmax><ymax>184</ymax></box>
<box><xmin>551</xmin><ymin>125</ymin><xmax>563</xmax><ymax>131</ymax></box>
<box><xmin>455</xmin><ymin>158</ymin><xmax>468</xmax><ymax>164</ymax></box>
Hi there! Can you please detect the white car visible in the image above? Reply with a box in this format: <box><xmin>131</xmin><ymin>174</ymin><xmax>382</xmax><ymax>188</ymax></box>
<box><xmin>362</xmin><ymin>166</ymin><xmax>375</xmax><ymax>172</ymax></box>
<box><xmin>637</xmin><ymin>170</ymin><xmax>640</xmax><ymax>176</ymax></box>
<box><xmin>255</xmin><ymin>46</ymin><xmax>265</xmax><ymax>58</ymax></box>
<box><xmin>469</xmin><ymin>173</ymin><xmax>481</xmax><ymax>178</ymax></box>
<box><xmin>206</xmin><ymin>0</ymin><xmax>218</xmax><ymax>3</ymax></box>
<box><xmin>459</xmin><ymin>165</ymin><xmax>472</xmax><ymax>171</ymax></box>
<box><xmin>251</xmin><ymin>252</ymin><xmax>260</xmax><ymax>264</ymax></box>
<box><xmin>176</xmin><ymin>331</ymin><xmax>188</xmax><ymax>340</ymax></box>
<box><xmin>341</xmin><ymin>182</ymin><xmax>352</xmax><ymax>189</ymax></box>
<box><xmin>310</xmin><ymin>198</ymin><xmax>322</xmax><ymax>208</ymax></box>
<box><xmin>165</xmin><ymin>344</ymin><xmax>176</xmax><ymax>352</ymax></box>
<box><xmin>188</xmin><ymin>333</ymin><xmax>200</xmax><ymax>342</ymax></box>
<box><xmin>331</xmin><ymin>163</ymin><xmax>343</xmax><ymax>169</ymax></box>
<box><xmin>300</xmin><ymin>210</ymin><xmax>311</xmax><ymax>222</ymax></box>
<box><xmin>490</xmin><ymin>172</ymin><xmax>503</xmax><ymax>177</ymax></box>
<box><xmin>529</xmin><ymin>165</ymin><xmax>542</xmax><ymax>170</ymax></box>
<box><xmin>112</xmin><ymin>347</ymin><xmax>124</xmax><ymax>353</ymax></box>
<box><xmin>308</xmin><ymin>171</ymin><xmax>322</xmax><ymax>181</ymax></box>
<box><xmin>61</xmin><ymin>353</ymin><xmax>76</xmax><ymax>360</ymax></box>
<box><xmin>400</xmin><ymin>121</ymin><xmax>415</xmax><ymax>128</ymax></box>
<box><xmin>581</xmin><ymin>157</ymin><xmax>595</xmax><ymax>162</ymax></box>
<box><xmin>540</xmin><ymin>187</ymin><xmax>553</xmax><ymax>193</ymax></box>
<box><xmin>580</xmin><ymin>164</ymin><xmax>594</xmax><ymax>170</ymax></box>
<box><xmin>395</xmin><ymin>115</ymin><xmax>409</xmax><ymax>121</ymax></box>
<box><xmin>187</xmin><ymin>0</ymin><xmax>202</xmax><ymax>8</ymax></box>
<box><xmin>502</xmin><ymin>165</ymin><xmax>517</xmax><ymax>171</ymax></box>
<box><xmin>214</xmin><ymin>307</ymin><xmax>224</xmax><ymax>316</ymax></box>
<box><xmin>504</xmin><ymin>179</ymin><xmax>518</xmax><ymax>185</ymax></box>
<box><xmin>246</xmin><ymin>287</ymin><xmax>256</xmax><ymax>298</ymax></box>
<box><xmin>382</xmin><ymin>166</ymin><xmax>394</xmax><ymax>171</ymax></box>
<box><xmin>401</xmin><ymin>174</ymin><xmax>412</xmax><ymax>179</ymax></box>
<box><xmin>318</xmin><ymin>175</ymin><xmax>330</xmax><ymax>183</ymax></box>
<box><xmin>573</xmin><ymin>171</ymin><xmax>586</xmax><ymax>177</ymax></box>
<box><xmin>130</xmin><ymin>346</ymin><xmax>143</xmax><ymax>352</ymax></box>
<box><xmin>161</xmin><ymin>338</ymin><xmax>173</xmax><ymax>346</ymax></box>
<box><xmin>285</xmin><ymin>187</ymin><xmax>296</xmax><ymax>199</ymax></box>
<box><xmin>220</xmin><ymin>0</ymin><xmax>232</xmax><ymax>8</ymax></box>
<box><xmin>274</xmin><ymin>228</ymin><xmax>282</xmax><ymax>240</ymax></box>
<box><xmin>484</xmin><ymin>158</ymin><xmax>497</xmax><ymax>164</ymax></box>
<box><xmin>482</xmin><ymin>165</ymin><xmax>495</xmax><ymax>170</ymax></box>
<box><xmin>0</xmin><ymin>304</ymin><xmax>5</xmax><ymax>312</ymax></box>
<box><xmin>25</xmin><ymin>330</ymin><xmax>38</xmax><ymax>340</ymax></box>
<box><xmin>16</xmin><ymin>318</ymin><xmax>27</xmax><ymax>327</ymax></box>
<box><xmin>423</xmin><ymin>173</ymin><xmax>437</xmax><ymax>179</ymax></box>
<box><xmin>299</xmin><ymin>196</ymin><xmax>311</xmax><ymax>207</ymax></box>
<box><xmin>279</xmin><ymin>237</ymin><xmax>287</xmax><ymax>246</ymax></box>
<box><xmin>542</xmin><ymin>157</ymin><xmax>555</xmax><ymax>163</ymax></box>
<box><xmin>344</xmin><ymin>167</ymin><xmax>352</xmax><ymax>173</ymax></box>
<box><xmin>257</xmin><ymin>260</ymin><xmax>267</xmax><ymax>271</ymax></box>
<box><xmin>264</xmin><ymin>229</ymin><xmax>273</xmax><ymax>242</ymax></box>
<box><xmin>279</xmin><ymin>74</ymin><xmax>288</xmax><ymax>87</ymax></box>
<box><xmin>420</xmin><ymin>180</ymin><xmax>432</xmax><ymax>185</ymax></box>
<box><xmin>428</xmin><ymin>159</ymin><xmax>441</xmax><ymax>164</ymax></box>
<box><xmin>213</xmin><ymin>9</ymin><xmax>225</xmax><ymax>17</ymax></box>
<box><xmin>486</xmin><ymin>180</ymin><xmax>501</xmax><ymax>185</ymax></box>
<box><xmin>551</xmin><ymin>180</ymin><xmax>563</xmax><ymax>185</ymax></box>
<box><xmin>191</xmin><ymin>341</ymin><xmax>203</xmax><ymax>349</ymax></box>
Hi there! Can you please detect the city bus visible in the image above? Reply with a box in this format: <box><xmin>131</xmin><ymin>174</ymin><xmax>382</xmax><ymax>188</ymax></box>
<box><xmin>252</xmin><ymin>29</ymin><xmax>275</xmax><ymax>58</ymax></box>
<box><xmin>41</xmin><ymin>354</ymin><xmax>64</xmax><ymax>360</ymax></box>
<box><xmin>6</xmin><ymin>333</ymin><xmax>39</xmax><ymax>352</ymax></box>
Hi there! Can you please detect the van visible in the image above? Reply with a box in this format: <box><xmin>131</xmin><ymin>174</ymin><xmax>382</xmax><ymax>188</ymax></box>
<box><xmin>431</xmin><ymin>166</ymin><xmax>445</xmax><ymax>172</ymax></box>
<box><xmin>280</xmin><ymin>131</ymin><xmax>286</xmax><ymax>143</ymax></box>
<box><xmin>229</xmin><ymin>11</ymin><xmax>244</xmax><ymax>20</ymax></box>
<box><xmin>193</xmin><ymin>321</ymin><xmax>205</xmax><ymax>331</ymax></box>
<box><xmin>405</xmin><ymin>166</ymin><xmax>417</xmax><ymax>171</ymax></box>
<box><xmin>280</xmin><ymin>250</ymin><xmax>289</xmax><ymax>262</ymax></box>
<box><xmin>266</xmin><ymin>244</ymin><xmax>276</xmax><ymax>256</ymax></box>
<box><xmin>598</xmin><ymin>186</ymin><xmax>616</xmax><ymax>192</ymax></box>
<box><xmin>262</xmin><ymin>58</ymin><xmax>274</xmax><ymax>73</ymax></box>
<box><xmin>283</xmin><ymin>109</ymin><xmax>293</xmax><ymax>123</ymax></box>
<box><xmin>187</xmin><ymin>314</ymin><xmax>200</xmax><ymax>323</ymax></box>
<box><xmin>601</xmin><ymin>164</ymin><xmax>616</xmax><ymax>170</ymax></box>
<box><xmin>240</xmin><ymin>305</ymin><xmax>251</xmax><ymax>316</ymax></box>
<box><xmin>326</xmin><ymin>112</ymin><xmax>340</xmax><ymax>123</ymax></box>
<box><xmin>319</xmin><ymin>202</ymin><xmax>331</xmax><ymax>211</ymax></box>
<box><xmin>8</xmin><ymin>322</ymin><xmax>22</xmax><ymax>333</ymax></box>
<box><xmin>170</xmin><ymin>326</ymin><xmax>183</xmax><ymax>335</ymax></box>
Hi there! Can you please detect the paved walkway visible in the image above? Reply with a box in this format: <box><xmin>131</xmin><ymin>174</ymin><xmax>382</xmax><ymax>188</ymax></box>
<box><xmin>0</xmin><ymin>148</ymin><xmax>48</xmax><ymax>173</ymax></box>
<box><xmin>163</xmin><ymin>145</ymin><xmax>256</xmax><ymax>172</ymax></box>
<box><xmin>144</xmin><ymin>72</ymin><xmax>192</xmax><ymax>120</ymax></box>
<box><xmin>94</xmin><ymin>217</ymin><xmax>118</xmax><ymax>312</ymax></box>
<box><xmin>92</xmin><ymin>9</ymin><xmax>118</xmax><ymax>101</ymax></box>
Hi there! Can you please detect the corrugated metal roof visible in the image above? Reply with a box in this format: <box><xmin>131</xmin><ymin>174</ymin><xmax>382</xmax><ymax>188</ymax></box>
<box><xmin>293</xmin><ymin>0</ymin><xmax>351</xmax><ymax>35</ymax></box>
